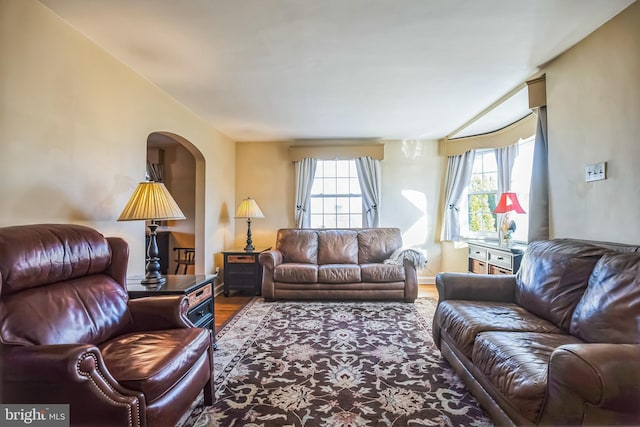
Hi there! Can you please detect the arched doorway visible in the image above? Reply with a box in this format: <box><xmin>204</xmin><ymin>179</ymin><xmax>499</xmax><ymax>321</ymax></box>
<box><xmin>147</xmin><ymin>132</ymin><xmax>206</xmax><ymax>274</ymax></box>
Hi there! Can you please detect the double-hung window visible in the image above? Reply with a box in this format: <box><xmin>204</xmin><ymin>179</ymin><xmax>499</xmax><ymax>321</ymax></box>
<box><xmin>459</xmin><ymin>135</ymin><xmax>535</xmax><ymax>242</ymax></box>
<box><xmin>467</xmin><ymin>150</ymin><xmax>499</xmax><ymax>236</ymax></box>
<box><xmin>309</xmin><ymin>160</ymin><xmax>362</xmax><ymax>228</ymax></box>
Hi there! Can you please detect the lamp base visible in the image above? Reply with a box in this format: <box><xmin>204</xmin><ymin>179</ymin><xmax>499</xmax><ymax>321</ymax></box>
<box><xmin>143</xmin><ymin>223</ymin><xmax>166</xmax><ymax>287</ymax></box>
<box><xmin>244</xmin><ymin>218</ymin><xmax>255</xmax><ymax>252</ymax></box>
<box><xmin>141</xmin><ymin>267</ymin><xmax>166</xmax><ymax>287</ymax></box>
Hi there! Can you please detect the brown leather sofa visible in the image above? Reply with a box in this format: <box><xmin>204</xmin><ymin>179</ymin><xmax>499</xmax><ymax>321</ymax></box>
<box><xmin>259</xmin><ymin>228</ymin><xmax>418</xmax><ymax>302</ymax></box>
<box><xmin>0</xmin><ymin>224</ymin><xmax>214</xmax><ymax>427</ymax></box>
<box><xmin>432</xmin><ymin>239</ymin><xmax>640</xmax><ymax>426</ymax></box>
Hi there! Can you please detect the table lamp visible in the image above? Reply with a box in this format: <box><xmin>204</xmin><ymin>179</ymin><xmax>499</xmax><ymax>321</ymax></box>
<box><xmin>493</xmin><ymin>192</ymin><xmax>526</xmax><ymax>246</ymax></box>
<box><xmin>235</xmin><ymin>198</ymin><xmax>264</xmax><ymax>252</ymax></box>
<box><xmin>118</xmin><ymin>181</ymin><xmax>186</xmax><ymax>286</ymax></box>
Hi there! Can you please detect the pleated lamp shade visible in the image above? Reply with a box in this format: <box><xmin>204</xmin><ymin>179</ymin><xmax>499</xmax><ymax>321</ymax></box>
<box><xmin>235</xmin><ymin>198</ymin><xmax>264</xmax><ymax>219</ymax></box>
<box><xmin>118</xmin><ymin>182</ymin><xmax>186</xmax><ymax>221</ymax></box>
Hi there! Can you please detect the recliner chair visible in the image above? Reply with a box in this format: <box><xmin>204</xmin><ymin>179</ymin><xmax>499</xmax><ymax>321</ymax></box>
<box><xmin>0</xmin><ymin>224</ymin><xmax>214</xmax><ymax>427</ymax></box>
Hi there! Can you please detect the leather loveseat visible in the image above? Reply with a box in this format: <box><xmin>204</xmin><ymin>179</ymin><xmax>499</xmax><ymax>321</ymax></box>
<box><xmin>0</xmin><ymin>224</ymin><xmax>214</xmax><ymax>427</ymax></box>
<box><xmin>259</xmin><ymin>228</ymin><xmax>420</xmax><ymax>302</ymax></box>
<box><xmin>432</xmin><ymin>239</ymin><xmax>640</xmax><ymax>426</ymax></box>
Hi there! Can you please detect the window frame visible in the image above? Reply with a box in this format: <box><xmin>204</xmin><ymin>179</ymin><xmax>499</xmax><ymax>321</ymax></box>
<box><xmin>465</xmin><ymin>149</ymin><xmax>499</xmax><ymax>239</ymax></box>
<box><xmin>308</xmin><ymin>159</ymin><xmax>363</xmax><ymax>229</ymax></box>
<box><xmin>460</xmin><ymin>136</ymin><xmax>535</xmax><ymax>243</ymax></box>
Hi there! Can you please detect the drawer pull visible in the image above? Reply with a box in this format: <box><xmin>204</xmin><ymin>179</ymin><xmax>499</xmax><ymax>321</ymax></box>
<box><xmin>187</xmin><ymin>283</ymin><xmax>212</xmax><ymax>308</ymax></box>
<box><xmin>497</xmin><ymin>256</ymin><xmax>504</xmax><ymax>260</ymax></box>
<box><xmin>228</xmin><ymin>255</ymin><xmax>256</xmax><ymax>263</ymax></box>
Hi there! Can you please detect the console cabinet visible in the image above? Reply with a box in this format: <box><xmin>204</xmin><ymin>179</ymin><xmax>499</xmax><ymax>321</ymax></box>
<box><xmin>468</xmin><ymin>240</ymin><xmax>525</xmax><ymax>275</ymax></box>
<box><xmin>222</xmin><ymin>248</ymin><xmax>269</xmax><ymax>296</ymax></box>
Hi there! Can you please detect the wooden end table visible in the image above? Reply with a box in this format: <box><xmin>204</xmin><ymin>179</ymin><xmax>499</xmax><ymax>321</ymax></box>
<box><xmin>127</xmin><ymin>274</ymin><xmax>217</xmax><ymax>348</ymax></box>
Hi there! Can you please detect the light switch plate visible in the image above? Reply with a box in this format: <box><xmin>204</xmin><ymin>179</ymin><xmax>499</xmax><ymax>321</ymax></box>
<box><xmin>585</xmin><ymin>161</ymin><xmax>607</xmax><ymax>182</ymax></box>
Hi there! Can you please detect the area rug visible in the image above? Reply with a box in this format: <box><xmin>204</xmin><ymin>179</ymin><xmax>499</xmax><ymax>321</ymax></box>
<box><xmin>194</xmin><ymin>298</ymin><xmax>492</xmax><ymax>427</ymax></box>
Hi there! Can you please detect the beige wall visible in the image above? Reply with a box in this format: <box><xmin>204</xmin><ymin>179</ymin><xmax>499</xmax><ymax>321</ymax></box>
<box><xmin>0</xmin><ymin>0</ymin><xmax>236</xmax><ymax>275</ymax></box>
<box><xmin>543</xmin><ymin>1</ymin><xmax>640</xmax><ymax>244</ymax></box>
<box><xmin>3</xmin><ymin>0</ymin><xmax>638</xmax><ymax>283</ymax></box>
<box><xmin>235</xmin><ymin>139</ymin><xmax>446</xmax><ymax>278</ymax></box>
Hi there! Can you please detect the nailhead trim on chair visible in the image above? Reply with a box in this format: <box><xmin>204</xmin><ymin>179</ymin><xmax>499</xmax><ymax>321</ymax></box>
<box><xmin>76</xmin><ymin>353</ymin><xmax>140</xmax><ymax>427</ymax></box>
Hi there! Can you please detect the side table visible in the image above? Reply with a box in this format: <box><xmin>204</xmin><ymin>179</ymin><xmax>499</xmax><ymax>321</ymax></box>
<box><xmin>467</xmin><ymin>240</ymin><xmax>525</xmax><ymax>275</ymax></box>
<box><xmin>127</xmin><ymin>274</ymin><xmax>217</xmax><ymax>348</ymax></box>
<box><xmin>222</xmin><ymin>248</ymin><xmax>270</xmax><ymax>296</ymax></box>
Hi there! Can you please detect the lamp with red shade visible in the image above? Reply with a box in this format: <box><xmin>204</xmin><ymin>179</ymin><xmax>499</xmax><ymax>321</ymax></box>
<box><xmin>493</xmin><ymin>192</ymin><xmax>526</xmax><ymax>246</ymax></box>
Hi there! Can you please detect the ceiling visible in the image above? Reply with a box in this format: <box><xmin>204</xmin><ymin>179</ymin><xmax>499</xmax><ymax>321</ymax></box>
<box><xmin>39</xmin><ymin>0</ymin><xmax>634</xmax><ymax>142</ymax></box>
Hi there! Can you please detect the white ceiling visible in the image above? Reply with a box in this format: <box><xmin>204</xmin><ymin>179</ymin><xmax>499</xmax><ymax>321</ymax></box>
<box><xmin>39</xmin><ymin>0</ymin><xmax>634</xmax><ymax>142</ymax></box>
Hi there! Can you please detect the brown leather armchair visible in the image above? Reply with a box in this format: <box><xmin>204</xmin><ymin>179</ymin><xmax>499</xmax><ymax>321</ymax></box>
<box><xmin>0</xmin><ymin>224</ymin><xmax>214</xmax><ymax>427</ymax></box>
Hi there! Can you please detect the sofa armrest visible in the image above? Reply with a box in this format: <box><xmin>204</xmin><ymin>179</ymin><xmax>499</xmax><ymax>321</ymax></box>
<box><xmin>128</xmin><ymin>294</ymin><xmax>192</xmax><ymax>331</ymax></box>
<box><xmin>540</xmin><ymin>343</ymin><xmax>640</xmax><ymax>426</ymax></box>
<box><xmin>1</xmin><ymin>343</ymin><xmax>142</xmax><ymax>424</ymax></box>
<box><xmin>259</xmin><ymin>250</ymin><xmax>284</xmax><ymax>301</ymax></box>
<box><xmin>106</xmin><ymin>236</ymin><xmax>129</xmax><ymax>287</ymax></box>
<box><xmin>435</xmin><ymin>272</ymin><xmax>516</xmax><ymax>303</ymax></box>
<box><xmin>259</xmin><ymin>250</ymin><xmax>283</xmax><ymax>269</ymax></box>
<box><xmin>403</xmin><ymin>259</ymin><xmax>418</xmax><ymax>302</ymax></box>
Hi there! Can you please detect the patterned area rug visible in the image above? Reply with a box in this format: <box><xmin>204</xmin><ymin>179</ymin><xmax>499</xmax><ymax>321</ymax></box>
<box><xmin>194</xmin><ymin>298</ymin><xmax>492</xmax><ymax>427</ymax></box>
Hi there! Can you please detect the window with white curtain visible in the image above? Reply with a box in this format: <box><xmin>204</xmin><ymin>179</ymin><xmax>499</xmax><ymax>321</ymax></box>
<box><xmin>309</xmin><ymin>160</ymin><xmax>362</xmax><ymax>228</ymax></box>
<box><xmin>459</xmin><ymin>135</ymin><xmax>535</xmax><ymax>242</ymax></box>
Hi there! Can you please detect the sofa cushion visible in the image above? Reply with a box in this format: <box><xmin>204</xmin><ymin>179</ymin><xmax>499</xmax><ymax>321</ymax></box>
<box><xmin>436</xmin><ymin>301</ymin><xmax>562</xmax><ymax>358</ymax></box>
<box><xmin>515</xmin><ymin>239</ymin><xmax>614</xmax><ymax>331</ymax></box>
<box><xmin>101</xmin><ymin>328</ymin><xmax>211</xmax><ymax>403</ymax></box>
<box><xmin>473</xmin><ymin>331</ymin><xmax>584</xmax><ymax>423</ymax></box>
<box><xmin>317</xmin><ymin>230</ymin><xmax>358</xmax><ymax>264</ymax></box>
<box><xmin>0</xmin><ymin>224</ymin><xmax>112</xmax><ymax>295</ymax></box>
<box><xmin>0</xmin><ymin>275</ymin><xmax>131</xmax><ymax>346</ymax></box>
<box><xmin>357</xmin><ymin>228</ymin><xmax>402</xmax><ymax>263</ymax></box>
<box><xmin>276</xmin><ymin>229</ymin><xmax>318</xmax><ymax>264</ymax></box>
<box><xmin>361</xmin><ymin>263</ymin><xmax>405</xmax><ymax>282</ymax></box>
<box><xmin>274</xmin><ymin>263</ymin><xmax>318</xmax><ymax>283</ymax></box>
<box><xmin>318</xmin><ymin>264</ymin><xmax>361</xmax><ymax>283</ymax></box>
<box><xmin>570</xmin><ymin>251</ymin><xmax>640</xmax><ymax>343</ymax></box>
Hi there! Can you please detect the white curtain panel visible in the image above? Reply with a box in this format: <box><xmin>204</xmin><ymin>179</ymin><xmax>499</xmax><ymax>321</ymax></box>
<box><xmin>355</xmin><ymin>156</ymin><xmax>381</xmax><ymax>227</ymax></box>
<box><xmin>294</xmin><ymin>157</ymin><xmax>317</xmax><ymax>228</ymax></box>
<box><xmin>494</xmin><ymin>142</ymin><xmax>519</xmax><ymax>194</ymax></box>
<box><xmin>528</xmin><ymin>106</ymin><xmax>549</xmax><ymax>242</ymax></box>
<box><xmin>494</xmin><ymin>142</ymin><xmax>519</xmax><ymax>232</ymax></box>
<box><xmin>440</xmin><ymin>150</ymin><xmax>476</xmax><ymax>241</ymax></box>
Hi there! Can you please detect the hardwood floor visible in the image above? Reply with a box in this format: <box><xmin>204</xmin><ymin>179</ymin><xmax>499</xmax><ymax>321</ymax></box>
<box><xmin>214</xmin><ymin>284</ymin><xmax>438</xmax><ymax>333</ymax></box>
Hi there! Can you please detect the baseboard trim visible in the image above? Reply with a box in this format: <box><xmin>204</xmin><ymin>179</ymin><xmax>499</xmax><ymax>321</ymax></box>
<box><xmin>214</xmin><ymin>283</ymin><xmax>225</xmax><ymax>297</ymax></box>
<box><xmin>419</xmin><ymin>276</ymin><xmax>436</xmax><ymax>285</ymax></box>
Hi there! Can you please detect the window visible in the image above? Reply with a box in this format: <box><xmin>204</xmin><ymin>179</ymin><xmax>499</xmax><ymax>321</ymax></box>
<box><xmin>309</xmin><ymin>160</ymin><xmax>362</xmax><ymax>228</ymax></box>
<box><xmin>460</xmin><ymin>136</ymin><xmax>535</xmax><ymax>241</ymax></box>
<box><xmin>467</xmin><ymin>150</ymin><xmax>498</xmax><ymax>236</ymax></box>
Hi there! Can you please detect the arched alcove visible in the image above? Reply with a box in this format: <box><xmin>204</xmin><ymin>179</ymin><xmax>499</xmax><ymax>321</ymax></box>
<box><xmin>147</xmin><ymin>132</ymin><xmax>206</xmax><ymax>274</ymax></box>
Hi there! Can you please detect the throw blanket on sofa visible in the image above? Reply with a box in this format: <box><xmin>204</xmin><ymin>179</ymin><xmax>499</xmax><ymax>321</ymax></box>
<box><xmin>384</xmin><ymin>248</ymin><xmax>427</xmax><ymax>269</ymax></box>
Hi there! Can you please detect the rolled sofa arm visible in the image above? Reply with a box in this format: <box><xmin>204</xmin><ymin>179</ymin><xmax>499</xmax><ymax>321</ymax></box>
<box><xmin>403</xmin><ymin>259</ymin><xmax>418</xmax><ymax>302</ymax></box>
<box><xmin>1</xmin><ymin>343</ymin><xmax>142</xmax><ymax>425</ymax></box>
<box><xmin>539</xmin><ymin>343</ymin><xmax>640</xmax><ymax>426</ymax></box>
<box><xmin>128</xmin><ymin>294</ymin><xmax>192</xmax><ymax>331</ymax></box>
<box><xmin>435</xmin><ymin>272</ymin><xmax>516</xmax><ymax>303</ymax></box>
<box><xmin>259</xmin><ymin>250</ymin><xmax>284</xmax><ymax>301</ymax></box>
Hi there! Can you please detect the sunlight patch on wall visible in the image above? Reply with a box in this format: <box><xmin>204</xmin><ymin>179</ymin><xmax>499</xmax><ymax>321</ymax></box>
<box><xmin>400</xmin><ymin>189</ymin><xmax>428</xmax><ymax>248</ymax></box>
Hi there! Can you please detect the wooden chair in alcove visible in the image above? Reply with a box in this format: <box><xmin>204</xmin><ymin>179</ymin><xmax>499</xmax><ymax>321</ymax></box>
<box><xmin>173</xmin><ymin>247</ymin><xmax>195</xmax><ymax>274</ymax></box>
